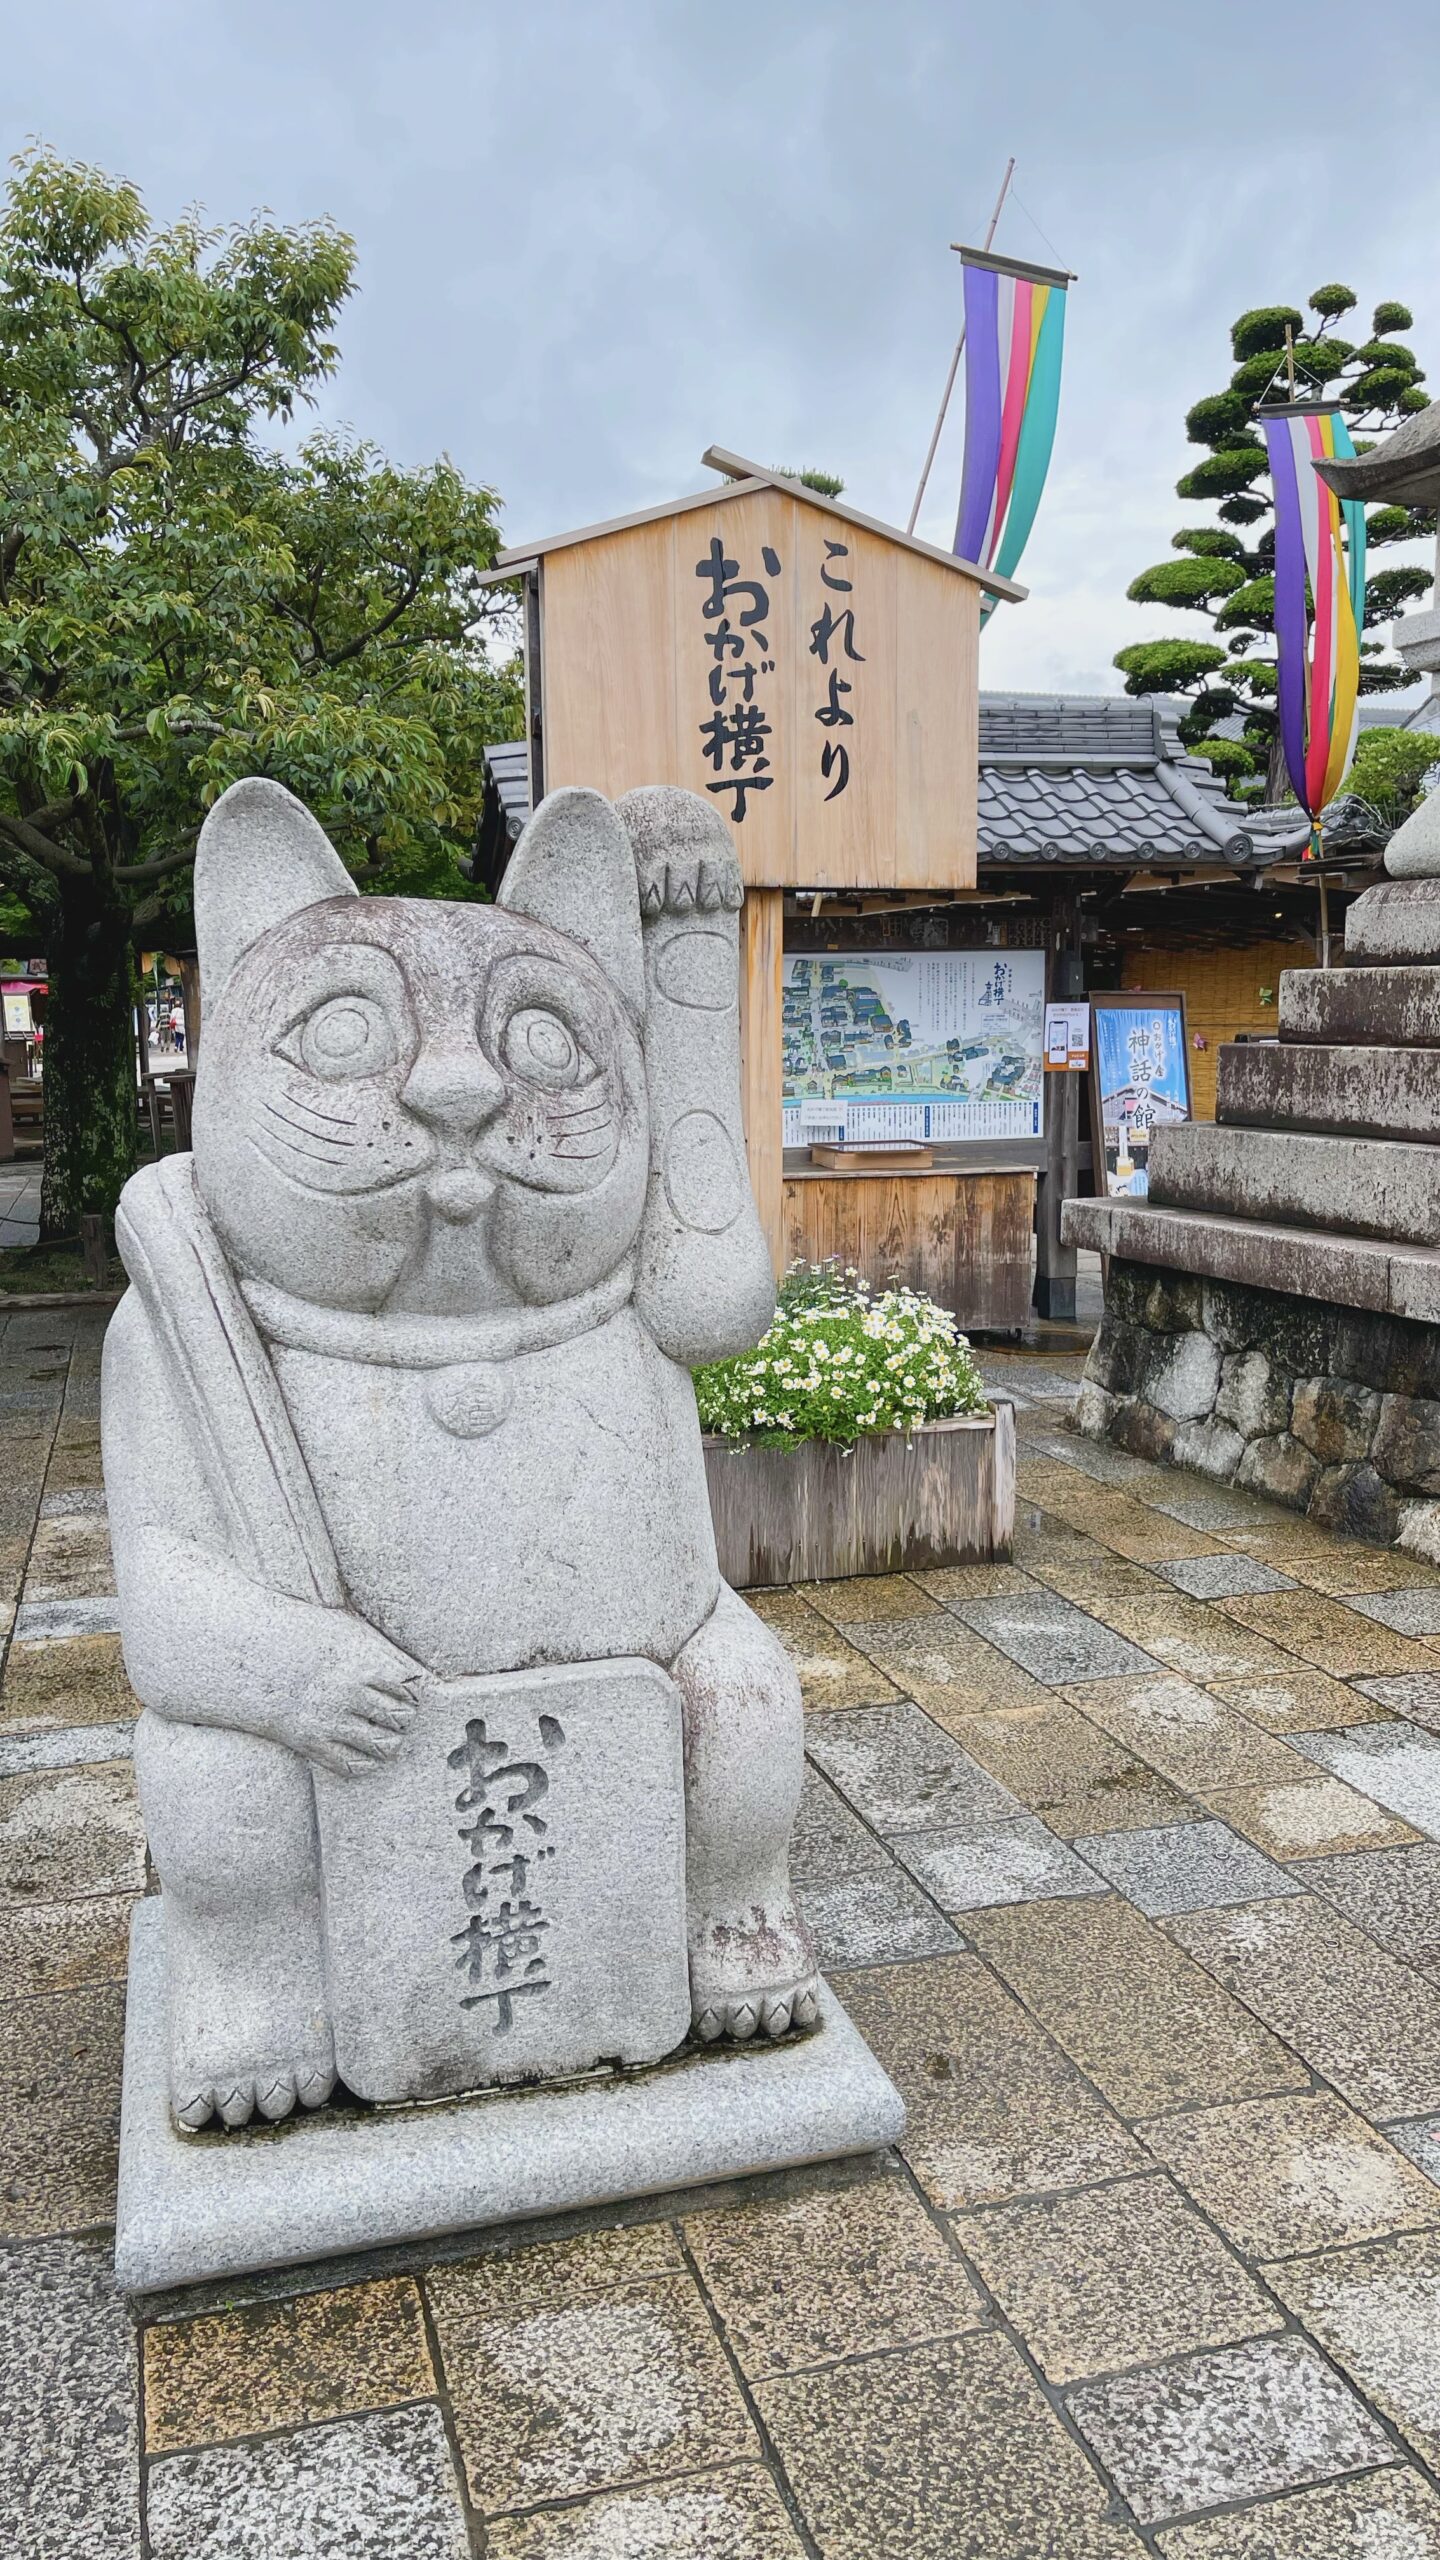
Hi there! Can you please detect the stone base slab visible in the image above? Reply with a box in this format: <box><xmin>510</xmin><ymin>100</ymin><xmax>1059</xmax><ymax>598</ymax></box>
<box><xmin>1217</xmin><ymin>1042</ymin><xmax>1440</xmax><ymax>1144</ymax></box>
<box><xmin>1147</xmin><ymin>1122</ymin><xmax>1440</xmax><ymax>1249</ymax></box>
<box><xmin>1062</xmin><ymin>1197</ymin><xmax>1440</xmax><ymax>1327</ymax></box>
<box><xmin>1345</xmin><ymin>877</ymin><xmax>1440</xmax><ymax>966</ymax></box>
<box><xmin>114</xmin><ymin>1898</ymin><xmax>907</xmax><ymax>2295</ymax></box>
<box><xmin>1280</xmin><ymin>966</ymin><xmax>1440</xmax><ymax>1048</ymax></box>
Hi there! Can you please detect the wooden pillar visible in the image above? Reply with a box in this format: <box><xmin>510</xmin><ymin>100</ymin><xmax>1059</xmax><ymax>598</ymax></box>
<box><xmin>1033</xmin><ymin>895</ymin><xmax>1082</xmax><ymax>1324</ymax></box>
<box><xmin>739</xmin><ymin>886</ymin><xmax>785</xmax><ymax>1277</ymax></box>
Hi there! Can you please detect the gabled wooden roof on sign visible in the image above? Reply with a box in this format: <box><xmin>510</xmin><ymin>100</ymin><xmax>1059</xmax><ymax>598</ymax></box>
<box><xmin>479</xmin><ymin>445</ymin><xmax>1026</xmax><ymax>604</ymax></box>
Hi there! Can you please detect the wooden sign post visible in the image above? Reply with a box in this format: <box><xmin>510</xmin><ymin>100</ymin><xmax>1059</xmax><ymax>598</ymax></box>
<box><xmin>484</xmin><ymin>451</ymin><xmax>1021</xmax><ymax>1273</ymax></box>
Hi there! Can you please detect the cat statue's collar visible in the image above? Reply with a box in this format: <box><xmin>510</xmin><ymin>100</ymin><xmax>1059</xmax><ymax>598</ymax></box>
<box><xmin>239</xmin><ymin>1265</ymin><xmax>635</xmax><ymax>1373</ymax></box>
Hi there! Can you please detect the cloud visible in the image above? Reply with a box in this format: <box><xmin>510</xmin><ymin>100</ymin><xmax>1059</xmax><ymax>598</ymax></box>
<box><xmin>5</xmin><ymin>0</ymin><xmax>1438</xmax><ymax>691</ymax></box>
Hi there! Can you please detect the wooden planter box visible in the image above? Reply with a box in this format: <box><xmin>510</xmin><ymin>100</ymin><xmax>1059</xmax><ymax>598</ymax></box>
<box><xmin>704</xmin><ymin>1402</ymin><xmax>1015</xmax><ymax>1590</ymax></box>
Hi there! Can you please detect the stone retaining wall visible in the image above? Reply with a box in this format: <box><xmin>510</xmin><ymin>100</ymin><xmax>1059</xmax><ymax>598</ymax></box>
<box><xmin>1077</xmin><ymin>1257</ymin><xmax>1440</xmax><ymax>1560</ymax></box>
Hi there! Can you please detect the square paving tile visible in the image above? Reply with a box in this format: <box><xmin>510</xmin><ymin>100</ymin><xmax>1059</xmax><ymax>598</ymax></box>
<box><xmin>1208</xmin><ymin>1669</ymin><xmax>1387</xmax><ymax>1734</ymax></box>
<box><xmin>146</xmin><ymin>2405</ymin><xmax>470</xmax><ymax>2559</ymax></box>
<box><xmin>910</xmin><ymin>1563</ymin><xmax>1037</xmax><ymax>1604</ymax></box>
<box><xmin>1354</xmin><ymin>1670</ymin><xmax>1440</xmax><ymax>1732</ymax></box>
<box><xmin>1290</xmin><ymin>1841</ymin><xmax>1440</xmax><ymax>1974</ymax></box>
<box><xmin>1206</xmin><ymin>1775</ymin><xmax>1420</xmax><ymax>1861</ymax></box>
<box><xmin>486</xmin><ymin>2466</ymin><xmax>808</xmax><ymax>2559</ymax></box>
<box><xmin>967</xmin><ymin>1895</ymin><xmax>1307</xmax><ymax>2120</ymax></box>
<box><xmin>1350</xmin><ymin>1587</ymin><xmax>1440</xmax><ymax>1635</ymax></box>
<box><xmin>1169</xmin><ymin>1896</ymin><xmax>1440</xmax><ymax>2119</ymax></box>
<box><xmin>834</xmin><ymin>1953</ymin><xmax>1139</xmax><ymax>2207</ymax></box>
<box><xmin>954</xmin><ymin>1589</ymin><xmax>1158</xmax><ymax>1683</ymax></box>
<box><xmin>1158</xmin><ymin>1554</ymin><xmax>1296</xmax><ymax>1599</ymax></box>
<box><xmin>683</xmin><ymin>2173</ymin><xmax>983</xmax><ymax>2378</ymax></box>
<box><xmin>1286</xmin><ymin>1545</ymin><xmax>1440</xmax><ymax>1595</ymax></box>
<box><xmin>1156</xmin><ymin>2469</ymin><xmax>1440</xmax><ymax>2558</ymax></box>
<box><xmin>756</xmin><ymin>2328</ymin><xmax>1143</xmax><ymax>2560</ymax></box>
<box><xmin>1269</xmin><ymin>2230</ymin><xmax>1440</xmax><ymax>2474</ymax></box>
<box><xmin>801</xmin><ymin>1575</ymin><xmax>941</xmax><ymax>1626</ymax></box>
<box><xmin>429</xmin><ymin>2263</ymin><xmax>755</xmax><ymax>2513</ymax></box>
<box><xmin>20</xmin><ymin>1514</ymin><xmax>114</xmax><ymax>1603</ymax></box>
<box><xmin>1074</xmin><ymin>1819</ymin><xmax>1300</xmax><ymax>1916</ymax></box>
<box><xmin>1084</xmin><ymin>1591</ymin><xmax>1297</xmax><ymax>1684</ymax></box>
<box><xmin>0</xmin><ymin>1761</ymin><xmax>146</xmax><ymax>1902</ymax></box>
<box><xmin>1020</xmin><ymin>1481</ymin><xmax>1225</xmax><ymax>1565</ymax></box>
<box><xmin>1020</xmin><ymin>1536</ymin><xmax>1176</xmax><ymax>1608</ymax></box>
<box><xmin>1140</xmin><ymin>2090</ymin><xmax>1440</xmax><ymax>2258</ymax></box>
<box><xmin>937</xmin><ymin>1700</ymin><xmax>1192</xmax><ymax>1837</ymax></box>
<box><xmin>430</xmin><ymin>2222</ymin><xmax>684</xmax><ymax>2313</ymax></box>
<box><xmin>798</xmin><ymin>1869</ymin><xmax>963</xmax><ymax>1969</ymax></box>
<box><xmin>1218</xmin><ymin>1589</ymin><xmax>1440</xmax><ymax>1675</ymax></box>
<box><xmin>1064</xmin><ymin>1674</ymin><xmax>1304</xmax><ymax>1794</ymax></box>
<box><xmin>1144</xmin><ymin>1481</ymin><xmax>1286</xmax><ymax>1534</ymax></box>
<box><xmin>1293</xmin><ymin>1721</ymin><xmax>1440</xmax><ymax>1840</ymax></box>
<box><xmin>144</xmin><ymin>2277</ymin><xmax>435</xmax><ymax>2452</ymax></box>
<box><xmin>743</xmin><ymin>1590</ymin><xmax>900</xmax><ymax>1712</ymax></box>
<box><xmin>837</xmin><ymin>1612</ymin><xmax>1056</xmax><ymax>1720</ymax></box>
<box><xmin>0</xmin><ymin>1632</ymin><xmax>137</xmax><ymax>1733</ymax></box>
<box><xmin>803</xmin><ymin>1702</ymin><xmax>1019</xmax><ymax>1835</ymax></box>
<box><xmin>0</xmin><ymin>2234</ymin><xmax>139</xmax><ymax>2558</ymax></box>
<box><xmin>0</xmin><ymin>1982</ymin><xmax>123</xmax><ymax>2236</ymax></box>
<box><xmin>1066</xmin><ymin>2332</ymin><xmax>1393</xmax><ymax>2527</ymax></box>
<box><xmin>0</xmin><ymin>1892</ymin><xmax>134</xmax><ymax>1998</ymax></box>
<box><xmin>955</xmin><ymin>2171</ymin><xmax>1278</xmax><ymax>2384</ymax></box>
<box><xmin>1389</xmin><ymin>2116</ymin><xmax>1440</xmax><ymax>2184</ymax></box>
<box><xmin>895</xmin><ymin>1814</ymin><xmax>1109</xmax><ymax>1911</ymax></box>
<box><xmin>790</xmin><ymin>1766</ymin><xmax>889</xmax><ymax>1884</ymax></box>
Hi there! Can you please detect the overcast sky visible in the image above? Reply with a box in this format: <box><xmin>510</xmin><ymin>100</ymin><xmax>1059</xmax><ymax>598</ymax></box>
<box><xmin>7</xmin><ymin>2</ymin><xmax>1439</xmax><ymax>694</ymax></box>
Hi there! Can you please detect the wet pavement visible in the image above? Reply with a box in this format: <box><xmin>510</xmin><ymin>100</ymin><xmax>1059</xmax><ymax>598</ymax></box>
<box><xmin>9</xmin><ymin>1301</ymin><xmax>1440</xmax><ymax>2553</ymax></box>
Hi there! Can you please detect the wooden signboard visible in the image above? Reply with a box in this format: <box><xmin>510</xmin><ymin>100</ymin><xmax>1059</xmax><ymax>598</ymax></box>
<box><xmin>490</xmin><ymin>452</ymin><xmax>1018</xmax><ymax>895</ymax></box>
<box><xmin>486</xmin><ymin>453</ymin><xmax>1023</xmax><ymax>1275</ymax></box>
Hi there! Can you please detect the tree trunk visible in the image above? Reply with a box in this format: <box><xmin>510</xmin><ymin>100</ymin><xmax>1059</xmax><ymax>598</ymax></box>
<box><xmin>39</xmin><ymin>873</ymin><xmax>138</xmax><ymax>1239</ymax></box>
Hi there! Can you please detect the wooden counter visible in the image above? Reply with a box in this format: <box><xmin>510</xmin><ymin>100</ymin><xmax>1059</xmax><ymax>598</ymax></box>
<box><xmin>782</xmin><ymin>1160</ymin><xmax>1036</xmax><ymax>1333</ymax></box>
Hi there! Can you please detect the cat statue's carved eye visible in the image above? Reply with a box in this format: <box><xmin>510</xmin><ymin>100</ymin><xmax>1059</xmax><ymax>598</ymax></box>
<box><xmin>277</xmin><ymin>993</ymin><xmax>400</xmax><ymax>1083</ymax></box>
<box><xmin>502</xmin><ymin>1006</ymin><xmax>594</xmax><ymax>1091</ymax></box>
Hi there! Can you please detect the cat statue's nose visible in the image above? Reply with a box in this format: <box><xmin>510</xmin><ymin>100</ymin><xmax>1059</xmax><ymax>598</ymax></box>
<box><xmin>400</xmin><ymin>1043</ymin><xmax>506</xmax><ymax>1141</ymax></box>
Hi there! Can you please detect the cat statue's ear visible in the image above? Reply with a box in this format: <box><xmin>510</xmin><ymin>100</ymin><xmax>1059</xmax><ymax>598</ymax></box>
<box><xmin>497</xmin><ymin>788</ymin><xmax>644</xmax><ymax>1014</ymax></box>
<box><xmin>196</xmin><ymin>778</ymin><xmax>357</xmax><ymax>998</ymax></box>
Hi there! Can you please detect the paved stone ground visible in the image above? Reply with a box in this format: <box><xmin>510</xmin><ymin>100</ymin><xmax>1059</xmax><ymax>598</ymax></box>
<box><xmin>0</xmin><ymin>1165</ymin><xmax>42</xmax><ymax>1249</ymax></box>
<box><xmin>19</xmin><ymin>1306</ymin><xmax>1440</xmax><ymax>2552</ymax></box>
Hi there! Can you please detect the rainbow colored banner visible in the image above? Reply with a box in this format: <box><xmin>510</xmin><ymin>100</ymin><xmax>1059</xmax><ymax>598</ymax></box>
<box><xmin>953</xmin><ymin>247</ymin><xmax>1070</xmax><ymax>605</ymax></box>
<box><xmin>1261</xmin><ymin>402</ymin><xmax>1367</xmax><ymax>844</ymax></box>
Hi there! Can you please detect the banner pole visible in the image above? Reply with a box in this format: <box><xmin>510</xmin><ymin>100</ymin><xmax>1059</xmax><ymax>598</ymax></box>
<box><xmin>906</xmin><ymin>157</ymin><xmax>1015</xmax><ymax>538</ymax></box>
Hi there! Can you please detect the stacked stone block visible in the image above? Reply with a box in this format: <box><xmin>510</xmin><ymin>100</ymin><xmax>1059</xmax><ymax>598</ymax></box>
<box><xmin>1065</xmin><ymin>864</ymin><xmax>1440</xmax><ymax>1555</ymax></box>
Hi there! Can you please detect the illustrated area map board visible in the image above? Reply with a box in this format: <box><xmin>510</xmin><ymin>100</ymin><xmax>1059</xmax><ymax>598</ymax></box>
<box><xmin>781</xmin><ymin>950</ymin><xmax>1045</xmax><ymax>1146</ymax></box>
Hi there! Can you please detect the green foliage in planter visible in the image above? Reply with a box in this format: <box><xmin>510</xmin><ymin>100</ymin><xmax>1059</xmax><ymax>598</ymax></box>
<box><xmin>694</xmin><ymin>1260</ymin><xmax>987</xmax><ymax>1449</ymax></box>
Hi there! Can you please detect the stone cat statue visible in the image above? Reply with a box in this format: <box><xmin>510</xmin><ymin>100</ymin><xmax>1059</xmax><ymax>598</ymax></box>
<box><xmin>103</xmin><ymin>776</ymin><xmax>817</xmax><ymax>2132</ymax></box>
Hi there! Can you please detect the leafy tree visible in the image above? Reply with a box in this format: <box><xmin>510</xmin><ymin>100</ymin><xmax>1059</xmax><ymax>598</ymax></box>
<box><xmin>1115</xmin><ymin>285</ymin><xmax>1434</xmax><ymax>797</ymax></box>
<box><xmin>1348</xmin><ymin>724</ymin><xmax>1440</xmax><ymax>826</ymax></box>
<box><xmin>0</xmin><ymin>148</ymin><xmax>521</xmax><ymax>1238</ymax></box>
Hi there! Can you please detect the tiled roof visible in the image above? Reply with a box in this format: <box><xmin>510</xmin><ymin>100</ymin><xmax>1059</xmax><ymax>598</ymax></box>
<box><xmin>978</xmin><ymin>694</ymin><xmax>1303</xmax><ymax>868</ymax></box>
<box><xmin>484</xmin><ymin>697</ymin><xmax>1387</xmax><ymax>872</ymax></box>
<box><xmin>484</xmin><ymin>739</ymin><xmax>532</xmax><ymax>844</ymax></box>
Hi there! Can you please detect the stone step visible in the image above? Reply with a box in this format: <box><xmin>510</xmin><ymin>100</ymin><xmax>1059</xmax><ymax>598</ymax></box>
<box><xmin>1060</xmin><ymin>1194</ymin><xmax>1440</xmax><ymax>1327</ymax></box>
<box><xmin>1344</xmin><ymin>877</ymin><xmax>1440</xmax><ymax>967</ymax></box>
<box><xmin>1147</xmin><ymin>1120</ymin><xmax>1440</xmax><ymax>1249</ymax></box>
<box><xmin>1281</xmin><ymin>965</ymin><xmax>1440</xmax><ymax>1047</ymax></box>
<box><xmin>1217</xmin><ymin>1043</ymin><xmax>1440</xmax><ymax>1142</ymax></box>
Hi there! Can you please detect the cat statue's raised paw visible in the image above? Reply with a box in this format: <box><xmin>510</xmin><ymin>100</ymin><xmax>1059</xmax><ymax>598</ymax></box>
<box><xmin>103</xmin><ymin>775</ymin><xmax>818</xmax><ymax>2129</ymax></box>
